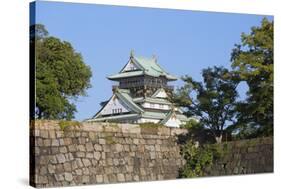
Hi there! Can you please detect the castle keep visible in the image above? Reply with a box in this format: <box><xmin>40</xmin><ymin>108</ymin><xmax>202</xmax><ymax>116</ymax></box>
<box><xmin>87</xmin><ymin>52</ymin><xmax>189</xmax><ymax>127</ymax></box>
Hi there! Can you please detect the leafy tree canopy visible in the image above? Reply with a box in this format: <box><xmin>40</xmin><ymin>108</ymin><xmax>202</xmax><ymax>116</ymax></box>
<box><xmin>231</xmin><ymin>18</ymin><xmax>273</xmax><ymax>136</ymax></box>
<box><xmin>32</xmin><ymin>24</ymin><xmax>92</xmax><ymax>120</ymax></box>
<box><xmin>173</xmin><ymin>66</ymin><xmax>239</xmax><ymax>143</ymax></box>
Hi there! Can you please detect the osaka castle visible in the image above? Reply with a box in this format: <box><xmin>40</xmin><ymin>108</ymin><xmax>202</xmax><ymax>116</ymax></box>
<box><xmin>86</xmin><ymin>51</ymin><xmax>189</xmax><ymax>127</ymax></box>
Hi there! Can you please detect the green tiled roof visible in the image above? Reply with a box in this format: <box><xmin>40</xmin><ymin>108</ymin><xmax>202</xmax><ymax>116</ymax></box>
<box><xmin>107</xmin><ymin>54</ymin><xmax>177</xmax><ymax>81</ymax></box>
<box><xmin>107</xmin><ymin>70</ymin><xmax>144</xmax><ymax>80</ymax></box>
<box><xmin>159</xmin><ymin>109</ymin><xmax>190</xmax><ymax>124</ymax></box>
<box><xmin>159</xmin><ymin>111</ymin><xmax>174</xmax><ymax>124</ymax></box>
<box><xmin>115</xmin><ymin>89</ymin><xmax>144</xmax><ymax>113</ymax></box>
<box><xmin>141</xmin><ymin>111</ymin><xmax>167</xmax><ymax>119</ymax></box>
<box><xmin>134</xmin><ymin>56</ymin><xmax>177</xmax><ymax>80</ymax></box>
<box><xmin>90</xmin><ymin>88</ymin><xmax>143</xmax><ymax>120</ymax></box>
<box><xmin>133</xmin><ymin>97</ymin><xmax>172</xmax><ymax>105</ymax></box>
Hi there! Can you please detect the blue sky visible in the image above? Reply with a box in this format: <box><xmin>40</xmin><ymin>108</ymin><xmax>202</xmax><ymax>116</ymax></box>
<box><xmin>34</xmin><ymin>1</ymin><xmax>273</xmax><ymax>121</ymax></box>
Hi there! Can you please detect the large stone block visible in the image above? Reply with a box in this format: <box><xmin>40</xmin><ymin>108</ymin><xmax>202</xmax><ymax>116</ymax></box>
<box><xmin>82</xmin><ymin>158</ymin><xmax>92</xmax><ymax>167</ymax></box>
<box><xmin>56</xmin><ymin>154</ymin><xmax>66</xmax><ymax>163</ymax></box>
<box><xmin>56</xmin><ymin>131</ymin><xmax>63</xmax><ymax>138</ymax></box>
<box><xmin>47</xmin><ymin>164</ymin><xmax>55</xmax><ymax>174</ymax></box>
<box><xmin>64</xmin><ymin>172</ymin><xmax>73</xmax><ymax>182</ymax></box>
<box><xmin>63</xmin><ymin>138</ymin><xmax>72</xmax><ymax>145</ymax></box>
<box><xmin>82</xmin><ymin>175</ymin><xmax>90</xmax><ymax>183</ymax></box>
<box><xmin>63</xmin><ymin>162</ymin><xmax>71</xmax><ymax>172</ymax></box>
<box><xmin>99</xmin><ymin>139</ymin><xmax>106</xmax><ymax>145</ymax></box>
<box><xmin>68</xmin><ymin>144</ymin><xmax>76</xmax><ymax>152</ymax></box>
<box><xmin>96</xmin><ymin>174</ymin><xmax>103</xmax><ymax>183</ymax></box>
<box><xmin>77</xmin><ymin>144</ymin><xmax>86</xmax><ymax>152</ymax></box>
<box><xmin>108</xmin><ymin>174</ymin><xmax>117</xmax><ymax>183</ymax></box>
<box><xmin>54</xmin><ymin>174</ymin><xmax>64</xmax><ymax>182</ymax></box>
<box><xmin>157</xmin><ymin>127</ymin><xmax>170</xmax><ymax>136</ymax></box>
<box><xmin>76</xmin><ymin>152</ymin><xmax>86</xmax><ymax>158</ymax></box>
<box><xmin>86</xmin><ymin>153</ymin><xmax>94</xmax><ymax>159</ymax></box>
<box><xmin>59</xmin><ymin>146</ymin><xmax>68</xmax><ymax>153</ymax></box>
<box><xmin>37</xmin><ymin>175</ymin><xmax>48</xmax><ymax>184</ymax></box>
<box><xmin>115</xmin><ymin>144</ymin><xmax>123</xmax><ymax>152</ymax></box>
<box><xmin>40</xmin><ymin>130</ymin><xmax>49</xmax><ymax>138</ymax></box>
<box><xmin>94</xmin><ymin>144</ymin><xmax>102</xmax><ymax>151</ymax></box>
<box><xmin>117</xmin><ymin>173</ymin><xmax>125</xmax><ymax>182</ymax></box>
<box><xmin>94</xmin><ymin>152</ymin><xmax>101</xmax><ymax>160</ymax></box>
<box><xmin>43</xmin><ymin>139</ymin><xmax>51</xmax><ymax>147</ymax></box>
<box><xmin>49</xmin><ymin>130</ymin><xmax>56</xmax><ymax>139</ymax></box>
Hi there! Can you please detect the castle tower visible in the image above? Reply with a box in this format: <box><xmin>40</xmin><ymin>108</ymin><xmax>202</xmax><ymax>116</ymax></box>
<box><xmin>107</xmin><ymin>50</ymin><xmax>176</xmax><ymax>98</ymax></box>
<box><xmin>86</xmin><ymin>52</ymin><xmax>190</xmax><ymax>127</ymax></box>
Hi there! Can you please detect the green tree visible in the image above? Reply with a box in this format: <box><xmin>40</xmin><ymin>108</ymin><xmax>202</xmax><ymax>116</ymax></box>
<box><xmin>173</xmin><ymin>66</ymin><xmax>239</xmax><ymax>143</ymax></box>
<box><xmin>32</xmin><ymin>24</ymin><xmax>92</xmax><ymax>120</ymax></box>
<box><xmin>179</xmin><ymin>141</ymin><xmax>213</xmax><ymax>178</ymax></box>
<box><xmin>231</xmin><ymin>18</ymin><xmax>273</xmax><ymax>136</ymax></box>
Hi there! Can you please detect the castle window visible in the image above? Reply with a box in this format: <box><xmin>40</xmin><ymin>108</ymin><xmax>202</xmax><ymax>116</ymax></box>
<box><xmin>112</xmin><ymin>108</ymin><xmax>122</xmax><ymax>114</ymax></box>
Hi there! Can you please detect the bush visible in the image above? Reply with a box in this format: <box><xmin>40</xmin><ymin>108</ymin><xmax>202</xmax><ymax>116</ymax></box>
<box><xmin>179</xmin><ymin>141</ymin><xmax>222</xmax><ymax>178</ymax></box>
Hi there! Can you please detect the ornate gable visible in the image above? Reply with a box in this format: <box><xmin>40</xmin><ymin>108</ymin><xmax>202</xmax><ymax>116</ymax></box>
<box><xmin>120</xmin><ymin>59</ymin><xmax>141</xmax><ymax>72</ymax></box>
<box><xmin>94</xmin><ymin>94</ymin><xmax>131</xmax><ymax>118</ymax></box>
<box><xmin>152</xmin><ymin>88</ymin><xmax>168</xmax><ymax>98</ymax></box>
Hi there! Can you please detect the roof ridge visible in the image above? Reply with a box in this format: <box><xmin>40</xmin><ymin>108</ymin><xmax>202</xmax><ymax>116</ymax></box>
<box><xmin>108</xmin><ymin>53</ymin><xmax>178</xmax><ymax>81</ymax></box>
<box><xmin>131</xmin><ymin>56</ymin><xmax>146</xmax><ymax>71</ymax></box>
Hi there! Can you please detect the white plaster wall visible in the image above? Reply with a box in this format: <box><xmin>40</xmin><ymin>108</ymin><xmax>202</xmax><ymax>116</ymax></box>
<box><xmin>154</xmin><ymin>90</ymin><xmax>168</xmax><ymax>98</ymax></box>
<box><xmin>137</xmin><ymin>118</ymin><xmax>160</xmax><ymax>124</ymax></box>
<box><xmin>100</xmin><ymin>95</ymin><xmax>130</xmax><ymax>115</ymax></box>
<box><xmin>142</xmin><ymin>102</ymin><xmax>171</xmax><ymax>110</ymax></box>
<box><xmin>123</xmin><ymin>60</ymin><xmax>138</xmax><ymax>72</ymax></box>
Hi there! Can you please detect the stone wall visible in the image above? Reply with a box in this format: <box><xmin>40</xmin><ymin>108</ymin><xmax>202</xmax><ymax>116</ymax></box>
<box><xmin>30</xmin><ymin>120</ymin><xmax>187</xmax><ymax>187</ymax></box>
<box><xmin>30</xmin><ymin>120</ymin><xmax>274</xmax><ymax>188</ymax></box>
<box><xmin>205</xmin><ymin>137</ymin><xmax>273</xmax><ymax>176</ymax></box>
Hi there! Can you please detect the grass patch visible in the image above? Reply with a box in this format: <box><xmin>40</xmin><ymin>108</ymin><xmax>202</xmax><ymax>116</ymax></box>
<box><xmin>59</xmin><ymin>120</ymin><xmax>81</xmax><ymax>131</ymax></box>
<box><xmin>139</xmin><ymin>122</ymin><xmax>164</xmax><ymax>128</ymax></box>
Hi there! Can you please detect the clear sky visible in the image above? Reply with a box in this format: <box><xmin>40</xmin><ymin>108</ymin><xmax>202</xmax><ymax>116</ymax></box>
<box><xmin>34</xmin><ymin>1</ymin><xmax>273</xmax><ymax>121</ymax></box>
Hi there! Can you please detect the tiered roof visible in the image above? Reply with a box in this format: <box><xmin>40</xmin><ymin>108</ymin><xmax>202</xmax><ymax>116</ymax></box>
<box><xmin>87</xmin><ymin>52</ymin><xmax>189</xmax><ymax>127</ymax></box>
<box><xmin>90</xmin><ymin>88</ymin><xmax>189</xmax><ymax>124</ymax></box>
<box><xmin>107</xmin><ymin>54</ymin><xmax>177</xmax><ymax>81</ymax></box>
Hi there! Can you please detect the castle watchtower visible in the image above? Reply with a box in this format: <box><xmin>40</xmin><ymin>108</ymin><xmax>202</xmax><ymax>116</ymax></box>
<box><xmin>107</xmin><ymin>51</ymin><xmax>177</xmax><ymax>97</ymax></box>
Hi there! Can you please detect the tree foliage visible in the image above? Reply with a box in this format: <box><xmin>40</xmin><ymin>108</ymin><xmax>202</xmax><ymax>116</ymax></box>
<box><xmin>180</xmin><ymin>119</ymin><xmax>216</xmax><ymax>144</ymax></box>
<box><xmin>32</xmin><ymin>24</ymin><xmax>92</xmax><ymax>120</ymax></box>
<box><xmin>231</xmin><ymin>18</ymin><xmax>273</xmax><ymax>136</ymax></box>
<box><xmin>179</xmin><ymin>141</ymin><xmax>222</xmax><ymax>178</ymax></box>
<box><xmin>173</xmin><ymin>66</ymin><xmax>239</xmax><ymax>143</ymax></box>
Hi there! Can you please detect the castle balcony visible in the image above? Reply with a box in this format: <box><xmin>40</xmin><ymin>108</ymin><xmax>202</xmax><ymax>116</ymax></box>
<box><xmin>117</xmin><ymin>82</ymin><xmax>174</xmax><ymax>91</ymax></box>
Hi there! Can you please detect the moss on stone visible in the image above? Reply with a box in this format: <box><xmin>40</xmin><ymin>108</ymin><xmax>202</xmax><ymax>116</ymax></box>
<box><xmin>104</xmin><ymin>136</ymin><xmax>116</xmax><ymax>144</ymax></box>
<box><xmin>59</xmin><ymin>120</ymin><xmax>81</xmax><ymax>131</ymax></box>
<box><xmin>139</xmin><ymin>122</ymin><xmax>164</xmax><ymax>128</ymax></box>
